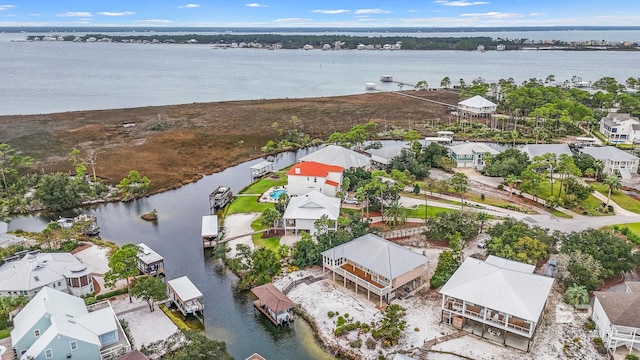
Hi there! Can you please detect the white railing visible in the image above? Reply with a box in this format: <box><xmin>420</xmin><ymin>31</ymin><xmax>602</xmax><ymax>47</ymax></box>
<box><xmin>101</xmin><ymin>344</ymin><xmax>131</xmax><ymax>360</ymax></box>
<box><xmin>333</xmin><ymin>267</ymin><xmax>391</xmax><ymax>296</ymax></box>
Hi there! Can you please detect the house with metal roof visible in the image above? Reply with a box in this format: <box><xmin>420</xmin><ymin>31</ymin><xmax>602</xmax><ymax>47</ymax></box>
<box><xmin>579</xmin><ymin>146</ymin><xmax>639</xmax><ymax>179</ymax></box>
<box><xmin>282</xmin><ymin>191</ymin><xmax>340</xmax><ymax>235</ymax></box>
<box><xmin>457</xmin><ymin>95</ymin><xmax>497</xmax><ymax>117</ymax></box>
<box><xmin>365</xmin><ymin>145</ymin><xmax>409</xmax><ymax>168</ymax></box>
<box><xmin>11</xmin><ymin>287</ymin><xmax>130</xmax><ymax>360</ymax></box>
<box><xmin>136</xmin><ymin>243</ymin><xmax>164</xmax><ymax>276</ymax></box>
<box><xmin>287</xmin><ymin>161</ymin><xmax>343</xmax><ymax>197</ymax></box>
<box><xmin>592</xmin><ymin>282</ymin><xmax>640</xmax><ymax>357</ymax></box>
<box><xmin>299</xmin><ymin>145</ymin><xmax>370</xmax><ymax>169</ymax></box>
<box><xmin>321</xmin><ymin>234</ymin><xmax>429</xmax><ymax>305</ymax></box>
<box><xmin>250</xmin><ymin>283</ymin><xmax>295</xmax><ymax>326</ymax></box>
<box><xmin>599</xmin><ymin>112</ymin><xmax>640</xmax><ymax>144</ymax></box>
<box><xmin>520</xmin><ymin>143</ymin><xmax>573</xmax><ymax>160</ymax></box>
<box><xmin>0</xmin><ymin>250</ymin><xmax>93</xmax><ymax>298</ymax></box>
<box><xmin>449</xmin><ymin>142</ymin><xmax>500</xmax><ymax>170</ymax></box>
<box><xmin>439</xmin><ymin>255</ymin><xmax>554</xmax><ymax>351</ymax></box>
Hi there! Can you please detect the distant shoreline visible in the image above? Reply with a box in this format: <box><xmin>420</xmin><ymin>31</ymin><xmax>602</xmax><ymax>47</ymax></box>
<box><xmin>21</xmin><ymin>33</ymin><xmax>640</xmax><ymax>52</ymax></box>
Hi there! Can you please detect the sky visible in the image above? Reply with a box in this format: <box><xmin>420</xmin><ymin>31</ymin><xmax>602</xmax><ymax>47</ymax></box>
<box><xmin>1</xmin><ymin>1</ymin><xmax>639</xmax><ymax>28</ymax></box>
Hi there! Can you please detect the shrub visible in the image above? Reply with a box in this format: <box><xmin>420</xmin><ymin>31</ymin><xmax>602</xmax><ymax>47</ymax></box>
<box><xmin>334</xmin><ymin>327</ymin><xmax>345</xmax><ymax>337</ymax></box>
<box><xmin>585</xmin><ymin>318</ymin><xmax>596</xmax><ymax>331</ymax></box>
<box><xmin>336</xmin><ymin>316</ymin><xmax>346</xmax><ymax>327</ymax></box>
<box><xmin>414</xmin><ymin>327</ymin><xmax>420</xmax><ymax>332</ymax></box>
<box><xmin>349</xmin><ymin>338</ymin><xmax>362</xmax><ymax>348</ymax></box>
<box><xmin>625</xmin><ymin>355</ymin><xmax>640</xmax><ymax>360</ymax></box>
<box><xmin>592</xmin><ymin>337</ymin><xmax>603</xmax><ymax>346</ymax></box>
<box><xmin>327</xmin><ymin>311</ymin><xmax>335</xmax><ymax>318</ymax></box>
<box><xmin>365</xmin><ymin>337</ymin><xmax>377</xmax><ymax>350</ymax></box>
<box><xmin>497</xmin><ymin>184</ymin><xmax>504</xmax><ymax>190</ymax></box>
<box><xmin>344</xmin><ymin>313</ymin><xmax>349</xmax><ymax>318</ymax></box>
<box><xmin>361</xmin><ymin>323</ymin><xmax>370</xmax><ymax>333</ymax></box>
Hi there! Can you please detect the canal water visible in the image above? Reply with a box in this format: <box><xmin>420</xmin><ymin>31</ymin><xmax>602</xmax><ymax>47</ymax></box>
<box><xmin>8</xmin><ymin>146</ymin><xmax>338</xmax><ymax>360</ymax></box>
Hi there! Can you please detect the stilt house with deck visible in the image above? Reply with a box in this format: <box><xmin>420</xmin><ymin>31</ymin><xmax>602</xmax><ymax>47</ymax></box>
<box><xmin>592</xmin><ymin>282</ymin><xmax>640</xmax><ymax>357</ymax></box>
<box><xmin>439</xmin><ymin>256</ymin><xmax>554</xmax><ymax>351</ymax></box>
<box><xmin>321</xmin><ymin>234</ymin><xmax>429</xmax><ymax>305</ymax></box>
<box><xmin>135</xmin><ymin>243</ymin><xmax>164</xmax><ymax>276</ymax></box>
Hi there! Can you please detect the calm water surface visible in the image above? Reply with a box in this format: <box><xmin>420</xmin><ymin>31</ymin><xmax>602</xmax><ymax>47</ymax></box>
<box><xmin>1</xmin><ymin>31</ymin><xmax>639</xmax><ymax>115</ymax></box>
<box><xmin>9</xmin><ymin>148</ymin><xmax>338</xmax><ymax>360</ymax></box>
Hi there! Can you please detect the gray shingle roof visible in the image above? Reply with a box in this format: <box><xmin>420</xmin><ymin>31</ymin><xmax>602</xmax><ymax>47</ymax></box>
<box><xmin>300</xmin><ymin>145</ymin><xmax>370</xmax><ymax>169</ymax></box>
<box><xmin>594</xmin><ymin>291</ymin><xmax>640</xmax><ymax>328</ymax></box>
<box><xmin>521</xmin><ymin>144</ymin><xmax>573</xmax><ymax>159</ymax></box>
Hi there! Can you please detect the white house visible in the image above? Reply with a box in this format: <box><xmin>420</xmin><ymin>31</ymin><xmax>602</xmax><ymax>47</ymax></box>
<box><xmin>287</xmin><ymin>161</ymin><xmax>343</xmax><ymax>197</ymax></box>
<box><xmin>592</xmin><ymin>282</ymin><xmax>640</xmax><ymax>357</ymax></box>
<box><xmin>440</xmin><ymin>256</ymin><xmax>554</xmax><ymax>352</ymax></box>
<box><xmin>0</xmin><ymin>250</ymin><xmax>93</xmax><ymax>298</ymax></box>
<box><xmin>579</xmin><ymin>146</ymin><xmax>639</xmax><ymax>179</ymax></box>
<box><xmin>282</xmin><ymin>191</ymin><xmax>341</xmax><ymax>235</ymax></box>
<box><xmin>11</xmin><ymin>287</ymin><xmax>130</xmax><ymax>360</ymax></box>
<box><xmin>299</xmin><ymin>145</ymin><xmax>370</xmax><ymax>169</ymax></box>
<box><xmin>457</xmin><ymin>95</ymin><xmax>497</xmax><ymax>118</ymax></box>
<box><xmin>449</xmin><ymin>142</ymin><xmax>500</xmax><ymax>170</ymax></box>
<box><xmin>520</xmin><ymin>143</ymin><xmax>573</xmax><ymax>160</ymax></box>
<box><xmin>599</xmin><ymin>113</ymin><xmax>640</xmax><ymax>144</ymax></box>
<box><xmin>322</xmin><ymin>234</ymin><xmax>429</xmax><ymax>305</ymax></box>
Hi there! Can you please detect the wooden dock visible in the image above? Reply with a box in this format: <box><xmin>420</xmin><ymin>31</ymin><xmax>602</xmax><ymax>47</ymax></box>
<box><xmin>417</xmin><ymin>330</ymin><xmax>468</xmax><ymax>359</ymax></box>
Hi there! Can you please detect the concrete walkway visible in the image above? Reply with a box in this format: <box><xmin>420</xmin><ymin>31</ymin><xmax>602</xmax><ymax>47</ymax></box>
<box><xmin>224</xmin><ymin>212</ymin><xmax>260</xmax><ymax>257</ymax></box>
<box><xmin>590</xmin><ymin>189</ymin><xmax>636</xmax><ymax>216</ymax></box>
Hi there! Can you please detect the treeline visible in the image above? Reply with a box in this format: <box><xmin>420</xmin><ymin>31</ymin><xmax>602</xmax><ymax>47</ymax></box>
<box><xmin>28</xmin><ymin>34</ymin><xmax>499</xmax><ymax>50</ymax></box>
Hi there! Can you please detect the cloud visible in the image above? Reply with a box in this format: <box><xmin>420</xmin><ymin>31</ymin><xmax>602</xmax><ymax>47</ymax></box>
<box><xmin>134</xmin><ymin>19</ymin><xmax>173</xmax><ymax>24</ymax></box>
<box><xmin>245</xmin><ymin>3</ymin><xmax>267</xmax><ymax>7</ymax></box>
<box><xmin>56</xmin><ymin>12</ymin><xmax>92</xmax><ymax>17</ymax></box>
<box><xmin>461</xmin><ymin>11</ymin><xmax>523</xmax><ymax>18</ymax></box>
<box><xmin>529</xmin><ymin>12</ymin><xmax>546</xmax><ymax>16</ymax></box>
<box><xmin>178</xmin><ymin>4</ymin><xmax>200</xmax><ymax>8</ymax></box>
<box><xmin>355</xmin><ymin>9</ymin><xmax>392</xmax><ymax>14</ymax></box>
<box><xmin>436</xmin><ymin>1</ymin><xmax>489</xmax><ymax>6</ymax></box>
<box><xmin>274</xmin><ymin>18</ymin><xmax>313</xmax><ymax>23</ymax></box>
<box><xmin>0</xmin><ymin>4</ymin><xmax>15</xmax><ymax>11</ymax></box>
<box><xmin>408</xmin><ymin>10</ymin><xmax>418</xmax><ymax>13</ymax></box>
<box><xmin>311</xmin><ymin>9</ymin><xmax>350</xmax><ymax>14</ymax></box>
<box><xmin>97</xmin><ymin>11</ymin><xmax>135</xmax><ymax>16</ymax></box>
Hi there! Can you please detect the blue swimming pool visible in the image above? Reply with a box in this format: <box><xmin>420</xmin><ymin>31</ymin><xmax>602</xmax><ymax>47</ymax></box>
<box><xmin>269</xmin><ymin>189</ymin><xmax>287</xmax><ymax>200</ymax></box>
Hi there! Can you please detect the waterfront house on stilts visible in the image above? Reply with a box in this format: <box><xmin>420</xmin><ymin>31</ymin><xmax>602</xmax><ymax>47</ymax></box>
<box><xmin>136</xmin><ymin>243</ymin><xmax>165</xmax><ymax>276</ymax></box>
<box><xmin>250</xmin><ymin>283</ymin><xmax>295</xmax><ymax>326</ymax></box>
<box><xmin>167</xmin><ymin>276</ymin><xmax>204</xmax><ymax>317</ymax></box>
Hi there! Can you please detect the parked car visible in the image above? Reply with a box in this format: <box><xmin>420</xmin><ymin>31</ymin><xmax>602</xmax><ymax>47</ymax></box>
<box><xmin>343</xmin><ymin>197</ymin><xmax>360</xmax><ymax>205</ymax></box>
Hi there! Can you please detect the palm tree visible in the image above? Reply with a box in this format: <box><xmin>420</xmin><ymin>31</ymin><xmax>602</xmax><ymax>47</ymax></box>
<box><xmin>440</xmin><ymin>76</ymin><xmax>452</xmax><ymax>89</ymax></box>
<box><xmin>563</xmin><ymin>284</ymin><xmax>589</xmax><ymax>306</ymax></box>
<box><xmin>476</xmin><ymin>212</ymin><xmax>490</xmax><ymax>233</ymax></box>
<box><xmin>604</xmin><ymin>175</ymin><xmax>622</xmax><ymax>206</ymax></box>
<box><xmin>505</xmin><ymin>174</ymin><xmax>519</xmax><ymax>200</ymax></box>
<box><xmin>593</xmin><ymin>159</ymin><xmax>603</xmax><ymax>181</ymax></box>
<box><xmin>383</xmin><ymin>200</ymin><xmax>407</xmax><ymax>228</ymax></box>
<box><xmin>449</xmin><ymin>172</ymin><xmax>469</xmax><ymax>210</ymax></box>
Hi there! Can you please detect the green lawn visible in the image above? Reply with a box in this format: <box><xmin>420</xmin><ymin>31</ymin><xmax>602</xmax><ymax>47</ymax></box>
<box><xmin>521</xmin><ymin>181</ymin><xmax>610</xmax><ymax>216</ymax></box>
<box><xmin>611</xmin><ymin>222</ymin><xmax>640</xmax><ymax>237</ymax></box>
<box><xmin>550</xmin><ymin>209</ymin><xmax>573</xmax><ymax>218</ymax></box>
<box><xmin>226</xmin><ymin>196</ymin><xmax>274</xmax><ymax>215</ymax></box>
<box><xmin>404</xmin><ymin>205</ymin><xmax>454</xmax><ymax>219</ymax></box>
<box><xmin>251</xmin><ymin>218</ymin><xmax>282</xmax><ymax>252</ymax></box>
<box><xmin>0</xmin><ymin>328</ymin><xmax>11</xmax><ymax>339</ymax></box>
<box><xmin>240</xmin><ymin>172</ymin><xmax>287</xmax><ymax>195</ymax></box>
<box><xmin>592</xmin><ymin>182</ymin><xmax>640</xmax><ymax>214</ymax></box>
<box><xmin>466</xmin><ymin>192</ymin><xmax>514</xmax><ymax>208</ymax></box>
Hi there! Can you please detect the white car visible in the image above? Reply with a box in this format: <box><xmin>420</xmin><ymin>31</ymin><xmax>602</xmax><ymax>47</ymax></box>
<box><xmin>343</xmin><ymin>197</ymin><xmax>360</xmax><ymax>205</ymax></box>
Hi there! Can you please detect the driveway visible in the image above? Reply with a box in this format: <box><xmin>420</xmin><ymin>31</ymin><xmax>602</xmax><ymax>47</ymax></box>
<box><xmin>224</xmin><ymin>213</ymin><xmax>260</xmax><ymax>257</ymax></box>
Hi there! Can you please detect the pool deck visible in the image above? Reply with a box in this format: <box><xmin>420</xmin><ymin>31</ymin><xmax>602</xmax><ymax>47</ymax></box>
<box><xmin>259</xmin><ymin>186</ymin><xmax>287</xmax><ymax>203</ymax></box>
